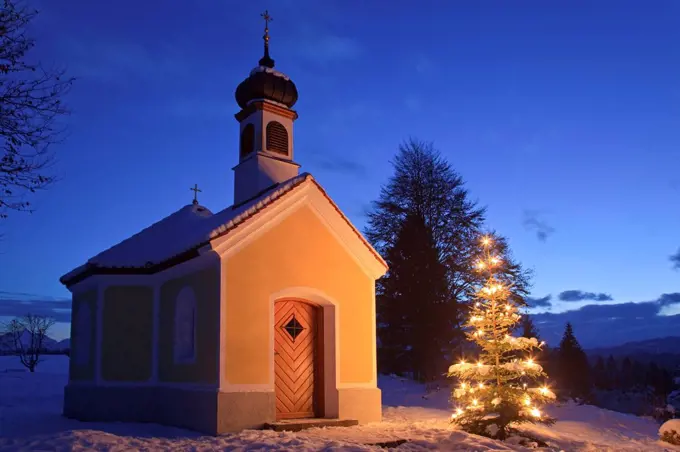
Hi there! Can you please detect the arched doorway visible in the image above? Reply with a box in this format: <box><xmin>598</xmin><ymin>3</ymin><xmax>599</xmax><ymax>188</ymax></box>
<box><xmin>274</xmin><ymin>299</ymin><xmax>324</xmax><ymax>419</ymax></box>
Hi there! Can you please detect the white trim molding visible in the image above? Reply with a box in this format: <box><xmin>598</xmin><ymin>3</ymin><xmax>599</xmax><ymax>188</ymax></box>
<box><xmin>151</xmin><ymin>284</ymin><xmax>160</xmax><ymax>383</ymax></box>
<box><xmin>94</xmin><ymin>285</ymin><xmax>103</xmax><ymax>385</ymax></box>
<box><xmin>209</xmin><ymin>180</ymin><xmax>386</xmax><ymax>281</ymax></box>
<box><xmin>173</xmin><ymin>286</ymin><xmax>198</xmax><ymax>365</ymax></box>
<box><xmin>218</xmin><ymin>258</ymin><xmax>227</xmax><ymax>391</ymax></box>
<box><xmin>210</xmin><ymin>191</ymin><xmax>309</xmax><ymax>260</ymax></box>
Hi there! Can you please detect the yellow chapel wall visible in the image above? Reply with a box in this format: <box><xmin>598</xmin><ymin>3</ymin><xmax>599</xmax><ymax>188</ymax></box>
<box><xmin>223</xmin><ymin>205</ymin><xmax>375</xmax><ymax>386</ymax></box>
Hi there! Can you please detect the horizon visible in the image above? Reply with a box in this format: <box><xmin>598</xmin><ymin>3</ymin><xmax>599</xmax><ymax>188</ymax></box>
<box><xmin>0</xmin><ymin>0</ymin><xmax>679</xmax><ymax>345</ymax></box>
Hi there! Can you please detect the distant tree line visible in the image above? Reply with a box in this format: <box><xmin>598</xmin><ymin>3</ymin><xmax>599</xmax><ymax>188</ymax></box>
<box><xmin>590</xmin><ymin>355</ymin><xmax>674</xmax><ymax>396</ymax></box>
<box><xmin>521</xmin><ymin>318</ymin><xmax>679</xmax><ymax>418</ymax></box>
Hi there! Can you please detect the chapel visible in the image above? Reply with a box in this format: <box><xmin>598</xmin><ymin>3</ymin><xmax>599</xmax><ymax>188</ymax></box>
<box><xmin>60</xmin><ymin>12</ymin><xmax>387</xmax><ymax>434</ymax></box>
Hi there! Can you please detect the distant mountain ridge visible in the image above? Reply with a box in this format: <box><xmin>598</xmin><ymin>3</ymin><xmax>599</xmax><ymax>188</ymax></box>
<box><xmin>587</xmin><ymin>336</ymin><xmax>680</xmax><ymax>356</ymax></box>
<box><xmin>532</xmin><ymin>304</ymin><xmax>680</xmax><ymax>349</ymax></box>
<box><xmin>586</xmin><ymin>336</ymin><xmax>680</xmax><ymax>369</ymax></box>
<box><xmin>0</xmin><ymin>330</ymin><xmax>70</xmax><ymax>351</ymax></box>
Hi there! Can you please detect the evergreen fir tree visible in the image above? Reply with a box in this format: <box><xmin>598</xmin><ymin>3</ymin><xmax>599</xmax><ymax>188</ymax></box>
<box><xmin>366</xmin><ymin>140</ymin><xmax>532</xmax><ymax>371</ymax></box>
<box><xmin>448</xmin><ymin>235</ymin><xmax>555</xmax><ymax>440</ymax></box>
<box><xmin>620</xmin><ymin>357</ymin><xmax>634</xmax><ymax>390</ymax></box>
<box><xmin>645</xmin><ymin>362</ymin><xmax>672</xmax><ymax>396</ymax></box>
<box><xmin>592</xmin><ymin>356</ymin><xmax>606</xmax><ymax>389</ymax></box>
<box><xmin>515</xmin><ymin>313</ymin><xmax>545</xmax><ymax>366</ymax></box>
<box><xmin>469</xmin><ymin>231</ymin><xmax>533</xmax><ymax>309</ymax></box>
<box><xmin>557</xmin><ymin>323</ymin><xmax>591</xmax><ymax>400</ymax></box>
<box><xmin>605</xmin><ymin>355</ymin><xmax>618</xmax><ymax>390</ymax></box>
<box><xmin>632</xmin><ymin>360</ymin><xmax>647</xmax><ymax>390</ymax></box>
<box><xmin>520</xmin><ymin>315</ymin><xmax>540</xmax><ymax>340</ymax></box>
<box><xmin>658</xmin><ymin>369</ymin><xmax>674</xmax><ymax>397</ymax></box>
<box><xmin>378</xmin><ymin>212</ymin><xmax>448</xmax><ymax>381</ymax></box>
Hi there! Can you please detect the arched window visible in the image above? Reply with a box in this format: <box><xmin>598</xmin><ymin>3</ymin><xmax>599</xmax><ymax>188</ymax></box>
<box><xmin>240</xmin><ymin>123</ymin><xmax>255</xmax><ymax>159</ymax></box>
<box><xmin>174</xmin><ymin>286</ymin><xmax>197</xmax><ymax>364</ymax></box>
<box><xmin>266</xmin><ymin>121</ymin><xmax>288</xmax><ymax>155</ymax></box>
<box><xmin>73</xmin><ymin>302</ymin><xmax>91</xmax><ymax>366</ymax></box>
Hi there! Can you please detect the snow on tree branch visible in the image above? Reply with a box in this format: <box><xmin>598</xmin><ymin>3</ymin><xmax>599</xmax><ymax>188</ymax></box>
<box><xmin>447</xmin><ymin>234</ymin><xmax>556</xmax><ymax>440</ymax></box>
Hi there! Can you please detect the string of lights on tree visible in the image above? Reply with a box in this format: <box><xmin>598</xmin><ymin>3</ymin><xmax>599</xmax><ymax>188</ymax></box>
<box><xmin>448</xmin><ymin>235</ymin><xmax>556</xmax><ymax>439</ymax></box>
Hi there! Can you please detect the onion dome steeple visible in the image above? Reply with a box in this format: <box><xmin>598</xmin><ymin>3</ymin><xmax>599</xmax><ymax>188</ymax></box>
<box><xmin>232</xmin><ymin>11</ymin><xmax>301</xmax><ymax>206</ymax></box>
<box><xmin>234</xmin><ymin>10</ymin><xmax>298</xmax><ymax>109</ymax></box>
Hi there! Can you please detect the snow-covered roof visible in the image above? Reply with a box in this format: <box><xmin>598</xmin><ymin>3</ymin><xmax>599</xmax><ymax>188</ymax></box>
<box><xmin>249</xmin><ymin>65</ymin><xmax>290</xmax><ymax>81</ymax></box>
<box><xmin>61</xmin><ymin>173</ymin><xmax>311</xmax><ymax>285</ymax></box>
<box><xmin>60</xmin><ymin>173</ymin><xmax>385</xmax><ymax>286</ymax></box>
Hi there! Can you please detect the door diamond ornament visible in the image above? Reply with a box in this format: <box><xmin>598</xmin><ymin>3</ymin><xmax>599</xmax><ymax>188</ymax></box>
<box><xmin>283</xmin><ymin>315</ymin><xmax>304</xmax><ymax>341</ymax></box>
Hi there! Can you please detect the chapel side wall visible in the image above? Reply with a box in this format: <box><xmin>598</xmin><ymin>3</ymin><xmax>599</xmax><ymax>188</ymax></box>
<box><xmin>158</xmin><ymin>264</ymin><xmax>220</xmax><ymax>384</ymax></box>
<box><xmin>223</xmin><ymin>205</ymin><xmax>375</xmax><ymax>387</ymax></box>
<box><xmin>101</xmin><ymin>285</ymin><xmax>154</xmax><ymax>382</ymax></box>
<box><xmin>69</xmin><ymin>289</ymin><xmax>97</xmax><ymax>381</ymax></box>
<box><xmin>63</xmin><ymin>260</ymin><xmax>222</xmax><ymax>435</ymax></box>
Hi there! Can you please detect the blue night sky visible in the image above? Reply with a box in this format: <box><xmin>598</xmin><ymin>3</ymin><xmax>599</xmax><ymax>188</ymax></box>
<box><xmin>0</xmin><ymin>0</ymin><xmax>678</xmax><ymax>343</ymax></box>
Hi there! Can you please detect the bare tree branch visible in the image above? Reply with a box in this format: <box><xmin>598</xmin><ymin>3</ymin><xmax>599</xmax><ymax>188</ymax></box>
<box><xmin>4</xmin><ymin>313</ymin><xmax>56</xmax><ymax>371</ymax></box>
<box><xmin>0</xmin><ymin>0</ymin><xmax>74</xmax><ymax>218</ymax></box>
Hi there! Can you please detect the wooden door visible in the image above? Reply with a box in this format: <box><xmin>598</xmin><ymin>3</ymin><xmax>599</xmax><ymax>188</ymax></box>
<box><xmin>274</xmin><ymin>300</ymin><xmax>322</xmax><ymax>420</ymax></box>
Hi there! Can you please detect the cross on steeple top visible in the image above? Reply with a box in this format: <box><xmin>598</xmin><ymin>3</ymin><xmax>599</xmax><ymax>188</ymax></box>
<box><xmin>261</xmin><ymin>10</ymin><xmax>272</xmax><ymax>29</ymax></box>
<box><xmin>190</xmin><ymin>184</ymin><xmax>202</xmax><ymax>205</ymax></box>
<box><xmin>259</xmin><ymin>10</ymin><xmax>275</xmax><ymax>68</ymax></box>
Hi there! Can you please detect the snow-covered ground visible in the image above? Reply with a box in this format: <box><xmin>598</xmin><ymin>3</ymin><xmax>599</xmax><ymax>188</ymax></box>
<box><xmin>0</xmin><ymin>356</ymin><xmax>677</xmax><ymax>451</ymax></box>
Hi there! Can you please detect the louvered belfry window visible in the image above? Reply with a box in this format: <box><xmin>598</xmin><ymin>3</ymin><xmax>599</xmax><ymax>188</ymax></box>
<box><xmin>240</xmin><ymin>124</ymin><xmax>255</xmax><ymax>158</ymax></box>
<box><xmin>266</xmin><ymin>121</ymin><xmax>288</xmax><ymax>155</ymax></box>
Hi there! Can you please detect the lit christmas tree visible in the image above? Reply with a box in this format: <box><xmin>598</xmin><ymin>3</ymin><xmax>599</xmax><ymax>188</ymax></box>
<box><xmin>448</xmin><ymin>235</ymin><xmax>556</xmax><ymax>439</ymax></box>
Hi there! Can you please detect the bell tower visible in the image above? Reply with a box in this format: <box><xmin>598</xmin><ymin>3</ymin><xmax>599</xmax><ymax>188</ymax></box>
<box><xmin>232</xmin><ymin>11</ymin><xmax>300</xmax><ymax>205</ymax></box>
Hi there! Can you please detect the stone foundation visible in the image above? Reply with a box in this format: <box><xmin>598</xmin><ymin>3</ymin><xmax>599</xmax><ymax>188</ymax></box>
<box><xmin>337</xmin><ymin>387</ymin><xmax>382</xmax><ymax>423</ymax></box>
<box><xmin>217</xmin><ymin>391</ymin><xmax>276</xmax><ymax>433</ymax></box>
<box><xmin>64</xmin><ymin>384</ymin><xmax>219</xmax><ymax>434</ymax></box>
<box><xmin>63</xmin><ymin>385</ymin><xmax>381</xmax><ymax>434</ymax></box>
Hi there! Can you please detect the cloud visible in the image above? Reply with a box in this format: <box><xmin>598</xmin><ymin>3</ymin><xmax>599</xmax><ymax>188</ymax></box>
<box><xmin>310</xmin><ymin>155</ymin><xmax>366</xmax><ymax>177</ymax></box>
<box><xmin>670</xmin><ymin>248</ymin><xmax>680</xmax><ymax>270</ymax></box>
<box><xmin>532</xmin><ymin>299</ymin><xmax>680</xmax><ymax>348</ymax></box>
<box><xmin>526</xmin><ymin>295</ymin><xmax>552</xmax><ymax>308</ymax></box>
<box><xmin>558</xmin><ymin>290</ymin><xmax>613</xmax><ymax>302</ymax></box>
<box><xmin>0</xmin><ymin>292</ymin><xmax>71</xmax><ymax>323</ymax></box>
<box><xmin>522</xmin><ymin>210</ymin><xmax>555</xmax><ymax>242</ymax></box>
<box><xmin>657</xmin><ymin>292</ymin><xmax>680</xmax><ymax>306</ymax></box>
<box><xmin>659</xmin><ymin>303</ymin><xmax>680</xmax><ymax>316</ymax></box>
<box><xmin>0</xmin><ymin>290</ymin><xmax>64</xmax><ymax>301</ymax></box>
